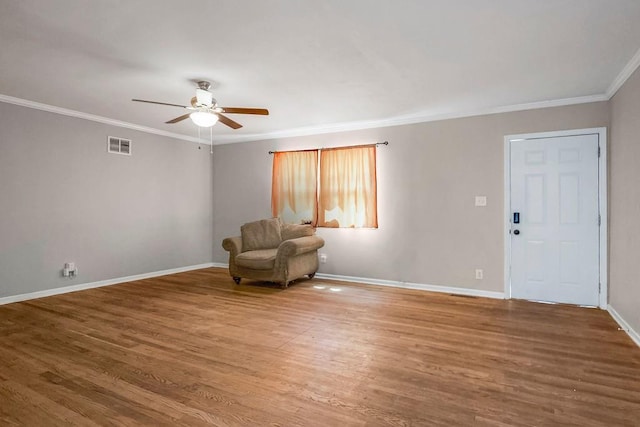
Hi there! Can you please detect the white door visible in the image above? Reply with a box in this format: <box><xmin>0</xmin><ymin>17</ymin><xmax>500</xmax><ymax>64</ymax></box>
<box><xmin>510</xmin><ymin>134</ymin><xmax>600</xmax><ymax>306</ymax></box>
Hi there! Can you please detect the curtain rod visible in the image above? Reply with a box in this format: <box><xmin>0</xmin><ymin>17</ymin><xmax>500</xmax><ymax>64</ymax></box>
<box><xmin>268</xmin><ymin>141</ymin><xmax>388</xmax><ymax>155</ymax></box>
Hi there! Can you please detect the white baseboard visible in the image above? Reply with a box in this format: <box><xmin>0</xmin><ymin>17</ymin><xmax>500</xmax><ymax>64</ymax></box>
<box><xmin>211</xmin><ymin>262</ymin><xmax>229</xmax><ymax>268</ymax></box>
<box><xmin>0</xmin><ymin>263</ymin><xmax>215</xmax><ymax>306</ymax></box>
<box><xmin>315</xmin><ymin>273</ymin><xmax>505</xmax><ymax>299</ymax></box>
<box><xmin>208</xmin><ymin>263</ymin><xmax>504</xmax><ymax>299</ymax></box>
<box><xmin>607</xmin><ymin>304</ymin><xmax>640</xmax><ymax>348</ymax></box>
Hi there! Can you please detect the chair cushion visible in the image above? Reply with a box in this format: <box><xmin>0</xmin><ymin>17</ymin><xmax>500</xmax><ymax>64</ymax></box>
<box><xmin>241</xmin><ymin>218</ymin><xmax>282</xmax><ymax>251</ymax></box>
<box><xmin>281</xmin><ymin>223</ymin><xmax>315</xmax><ymax>241</ymax></box>
<box><xmin>235</xmin><ymin>249</ymin><xmax>278</xmax><ymax>270</ymax></box>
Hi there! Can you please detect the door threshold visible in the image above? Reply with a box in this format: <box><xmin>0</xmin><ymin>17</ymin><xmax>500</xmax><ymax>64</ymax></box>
<box><xmin>526</xmin><ymin>299</ymin><xmax>598</xmax><ymax>309</ymax></box>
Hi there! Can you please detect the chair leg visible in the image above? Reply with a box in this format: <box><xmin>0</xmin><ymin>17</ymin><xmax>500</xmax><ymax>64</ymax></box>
<box><xmin>281</xmin><ymin>281</ymin><xmax>289</xmax><ymax>289</ymax></box>
<box><xmin>308</xmin><ymin>272</ymin><xmax>316</xmax><ymax>279</ymax></box>
<box><xmin>232</xmin><ymin>277</ymin><xmax>241</xmax><ymax>284</ymax></box>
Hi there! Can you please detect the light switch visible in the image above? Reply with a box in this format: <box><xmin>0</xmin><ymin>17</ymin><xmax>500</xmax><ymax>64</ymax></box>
<box><xmin>475</xmin><ymin>196</ymin><xmax>487</xmax><ymax>207</ymax></box>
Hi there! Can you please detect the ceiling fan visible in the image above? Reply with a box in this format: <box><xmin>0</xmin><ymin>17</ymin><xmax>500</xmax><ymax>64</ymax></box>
<box><xmin>132</xmin><ymin>81</ymin><xmax>269</xmax><ymax>129</ymax></box>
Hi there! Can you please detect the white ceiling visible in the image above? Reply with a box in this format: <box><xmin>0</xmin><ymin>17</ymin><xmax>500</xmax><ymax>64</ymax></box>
<box><xmin>1</xmin><ymin>0</ymin><xmax>640</xmax><ymax>144</ymax></box>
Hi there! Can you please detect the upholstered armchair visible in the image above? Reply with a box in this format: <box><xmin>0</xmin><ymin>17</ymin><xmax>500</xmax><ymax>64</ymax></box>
<box><xmin>222</xmin><ymin>218</ymin><xmax>325</xmax><ymax>288</ymax></box>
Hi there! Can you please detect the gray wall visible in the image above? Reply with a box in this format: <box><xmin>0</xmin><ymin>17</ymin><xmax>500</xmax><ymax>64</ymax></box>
<box><xmin>213</xmin><ymin>102</ymin><xmax>609</xmax><ymax>292</ymax></box>
<box><xmin>3</xmin><ymin>88</ymin><xmax>636</xmax><ymax>337</ymax></box>
<box><xmin>610</xmin><ymin>66</ymin><xmax>640</xmax><ymax>334</ymax></box>
<box><xmin>0</xmin><ymin>103</ymin><xmax>213</xmax><ymax>298</ymax></box>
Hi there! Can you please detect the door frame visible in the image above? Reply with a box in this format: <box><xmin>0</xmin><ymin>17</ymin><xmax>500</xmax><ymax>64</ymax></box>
<box><xmin>503</xmin><ymin>127</ymin><xmax>608</xmax><ymax>309</ymax></box>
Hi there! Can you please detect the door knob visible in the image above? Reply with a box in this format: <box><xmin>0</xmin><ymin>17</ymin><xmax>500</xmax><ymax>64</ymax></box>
<box><xmin>513</xmin><ymin>229</ymin><xmax>520</xmax><ymax>235</ymax></box>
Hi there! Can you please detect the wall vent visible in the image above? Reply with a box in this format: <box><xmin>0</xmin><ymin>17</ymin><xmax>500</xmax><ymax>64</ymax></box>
<box><xmin>107</xmin><ymin>136</ymin><xmax>132</xmax><ymax>155</ymax></box>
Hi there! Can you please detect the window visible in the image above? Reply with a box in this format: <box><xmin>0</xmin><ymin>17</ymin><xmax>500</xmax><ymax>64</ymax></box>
<box><xmin>271</xmin><ymin>150</ymin><xmax>318</xmax><ymax>225</ymax></box>
<box><xmin>271</xmin><ymin>145</ymin><xmax>378</xmax><ymax>228</ymax></box>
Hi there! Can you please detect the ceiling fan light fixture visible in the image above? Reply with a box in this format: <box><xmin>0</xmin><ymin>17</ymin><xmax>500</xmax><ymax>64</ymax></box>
<box><xmin>190</xmin><ymin>111</ymin><xmax>219</xmax><ymax>127</ymax></box>
<box><xmin>195</xmin><ymin>88</ymin><xmax>213</xmax><ymax>106</ymax></box>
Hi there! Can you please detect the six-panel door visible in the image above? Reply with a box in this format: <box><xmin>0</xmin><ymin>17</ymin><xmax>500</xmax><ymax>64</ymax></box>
<box><xmin>510</xmin><ymin>134</ymin><xmax>600</xmax><ymax>306</ymax></box>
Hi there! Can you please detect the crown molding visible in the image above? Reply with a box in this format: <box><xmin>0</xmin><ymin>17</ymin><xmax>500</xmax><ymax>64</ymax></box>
<box><xmin>214</xmin><ymin>45</ymin><xmax>640</xmax><ymax>145</ymax></box>
<box><xmin>213</xmin><ymin>93</ymin><xmax>609</xmax><ymax>145</ymax></box>
<box><xmin>0</xmin><ymin>94</ymin><xmax>209</xmax><ymax>144</ymax></box>
<box><xmin>606</xmin><ymin>46</ymin><xmax>640</xmax><ymax>99</ymax></box>
<box><xmin>0</xmin><ymin>90</ymin><xmax>613</xmax><ymax>147</ymax></box>
<box><xmin>6</xmin><ymin>42</ymin><xmax>640</xmax><ymax>147</ymax></box>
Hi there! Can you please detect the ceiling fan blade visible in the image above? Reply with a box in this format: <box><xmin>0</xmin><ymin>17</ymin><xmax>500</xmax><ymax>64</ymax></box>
<box><xmin>220</xmin><ymin>107</ymin><xmax>269</xmax><ymax>115</ymax></box>
<box><xmin>165</xmin><ymin>113</ymin><xmax>191</xmax><ymax>124</ymax></box>
<box><xmin>217</xmin><ymin>113</ymin><xmax>243</xmax><ymax>129</ymax></box>
<box><xmin>132</xmin><ymin>99</ymin><xmax>188</xmax><ymax>108</ymax></box>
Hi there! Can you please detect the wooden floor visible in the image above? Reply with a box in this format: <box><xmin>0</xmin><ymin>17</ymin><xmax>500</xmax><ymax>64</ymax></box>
<box><xmin>0</xmin><ymin>268</ymin><xmax>639</xmax><ymax>426</ymax></box>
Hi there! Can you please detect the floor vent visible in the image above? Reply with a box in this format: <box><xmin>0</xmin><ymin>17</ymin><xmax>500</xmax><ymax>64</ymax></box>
<box><xmin>107</xmin><ymin>136</ymin><xmax>132</xmax><ymax>155</ymax></box>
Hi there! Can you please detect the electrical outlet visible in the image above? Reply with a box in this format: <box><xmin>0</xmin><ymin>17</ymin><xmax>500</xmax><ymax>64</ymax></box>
<box><xmin>475</xmin><ymin>269</ymin><xmax>483</xmax><ymax>280</ymax></box>
<box><xmin>63</xmin><ymin>262</ymin><xmax>78</xmax><ymax>278</ymax></box>
<box><xmin>319</xmin><ymin>253</ymin><xmax>327</xmax><ymax>264</ymax></box>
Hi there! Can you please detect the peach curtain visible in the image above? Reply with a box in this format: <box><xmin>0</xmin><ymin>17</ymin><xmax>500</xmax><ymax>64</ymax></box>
<box><xmin>318</xmin><ymin>145</ymin><xmax>378</xmax><ymax>228</ymax></box>
<box><xmin>271</xmin><ymin>150</ymin><xmax>318</xmax><ymax>225</ymax></box>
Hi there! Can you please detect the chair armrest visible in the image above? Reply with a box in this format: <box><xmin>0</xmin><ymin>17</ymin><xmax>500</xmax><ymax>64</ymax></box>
<box><xmin>222</xmin><ymin>236</ymin><xmax>243</xmax><ymax>255</ymax></box>
<box><xmin>276</xmin><ymin>236</ymin><xmax>325</xmax><ymax>259</ymax></box>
